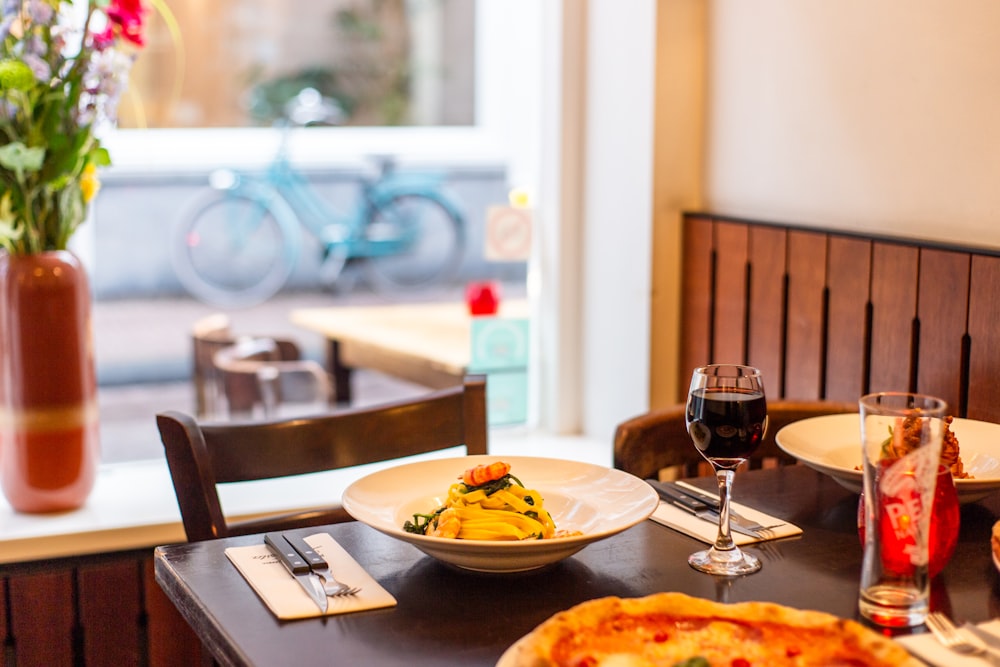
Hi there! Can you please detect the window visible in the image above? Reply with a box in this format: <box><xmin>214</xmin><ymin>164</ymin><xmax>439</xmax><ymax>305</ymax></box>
<box><xmin>123</xmin><ymin>0</ymin><xmax>475</xmax><ymax>129</ymax></box>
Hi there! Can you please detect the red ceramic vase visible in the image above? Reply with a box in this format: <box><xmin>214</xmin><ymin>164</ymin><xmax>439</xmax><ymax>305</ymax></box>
<box><xmin>857</xmin><ymin>464</ymin><xmax>960</xmax><ymax>578</ymax></box>
<box><xmin>0</xmin><ymin>251</ymin><xmax>100</xmax><ymax>512</ymax></box>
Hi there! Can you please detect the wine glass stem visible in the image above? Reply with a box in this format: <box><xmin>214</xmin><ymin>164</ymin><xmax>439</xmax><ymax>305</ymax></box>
<box><xmin>714</xmin><ymin>468</ymin><xmax>736</xmax><ymax>551</ymax></box>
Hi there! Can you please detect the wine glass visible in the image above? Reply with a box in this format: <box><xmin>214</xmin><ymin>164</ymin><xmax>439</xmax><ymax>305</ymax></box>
<box><xmin>684</xmin><ymin>364</ymin><xmax>768</xmax><ymax>575</ymax></box>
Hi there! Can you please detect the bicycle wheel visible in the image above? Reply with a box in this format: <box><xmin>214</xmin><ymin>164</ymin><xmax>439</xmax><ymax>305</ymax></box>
<box><xmin>362</xmin><ymin>193</ymin><xmax>464</xmax><ymax>292</ymax></box>
<box><xmin>171</xmin><ymin>190</ymin><xmax>298</xmax><ymax>308</ymax></box>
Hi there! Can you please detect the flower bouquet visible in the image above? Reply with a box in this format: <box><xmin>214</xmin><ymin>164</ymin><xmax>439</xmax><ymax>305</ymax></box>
<box><xmin>0</xmin><ymin>0</ymin><xmax>145</xmax><ymax>254</ymax></box>
<box><xmin>0</xmin><ymin>0</ymin><xmax>146</xmax><ymax>513</ymax></box>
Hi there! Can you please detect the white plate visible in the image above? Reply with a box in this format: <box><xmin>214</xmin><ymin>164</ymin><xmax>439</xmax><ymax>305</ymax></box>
<box><xmin>341</xmin><ymin>455</ymin><xmax>659</xmax><ymax>573</ymax></box>
<box><xmin>775</xmin><ymin>414</ymin><xmax>1000</xmax><ymax>503</ymax></box>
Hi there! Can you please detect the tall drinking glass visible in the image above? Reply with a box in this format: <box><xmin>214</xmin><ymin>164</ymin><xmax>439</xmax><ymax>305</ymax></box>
<box><xmin>684</xmin><ymin>364</ymin><xmax>768</xmax><ymax>575</ymax></box>
<box><xmin>858</xmin><ymin>392</ymin><xmax>947</xmax><ymax>627</ymax></box>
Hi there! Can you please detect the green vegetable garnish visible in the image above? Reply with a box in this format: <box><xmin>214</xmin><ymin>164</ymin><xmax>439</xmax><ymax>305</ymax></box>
<box><xmin>672</xmin><ymin>658</ymin><xmax>710</xmax><ymax>667</ymax></box>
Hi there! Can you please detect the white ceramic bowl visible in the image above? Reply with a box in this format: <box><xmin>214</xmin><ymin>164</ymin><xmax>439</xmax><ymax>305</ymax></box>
<box><xmin>341</xmin><ymin>455</ymin><xmax>659</xmax><ymax>573</ymax></box>
<box><xmin>775</xmin><ymin>414</ymin><xmax>1000</xmax><ymax>503</ymax></box>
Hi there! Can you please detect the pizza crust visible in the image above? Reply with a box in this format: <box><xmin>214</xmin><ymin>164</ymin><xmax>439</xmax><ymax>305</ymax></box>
<box><xmin>505</xmin><ymin>592</ymin><xmax>921</xmax><ymax>667</ymax></box>
<box><xmin>992</xmin><ymin>520</ymin><xmax>1000</xmax><ymax>562</ymax></box>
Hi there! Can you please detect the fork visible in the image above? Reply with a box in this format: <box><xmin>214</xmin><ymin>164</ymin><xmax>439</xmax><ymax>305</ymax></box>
<box><xmin>926</xmin><ymin>612</ymin><xmax>1000</xmax><ymax>665</ymax></box>
<box><xmin>314</xmin><ymin>570</ymin><xmax>361</xmax><ymax>597</ymax></box>
<box><xmin>283</xmin><ymin>533</ymin><xmax>361</xmax><ymax>597</ymax></box>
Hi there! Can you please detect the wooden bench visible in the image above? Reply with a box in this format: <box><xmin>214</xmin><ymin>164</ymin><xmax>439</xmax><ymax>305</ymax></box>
<box><xmin>620</xmin><ymin>212</ymin><xmax>1000</xmax><ymax>478</ymax></box>
<box><xmin>677</xmin><ymin>212</ymin><xmax>1000</xmax><ymax>422</ymax></box>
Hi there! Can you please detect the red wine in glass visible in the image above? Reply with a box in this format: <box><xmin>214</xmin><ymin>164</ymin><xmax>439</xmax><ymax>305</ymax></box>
<box><xmin>683</xmin><ymin>364</ymin><xmax>767</xmax><ymax>576</ymax></box>
<box><xmin>687</xmin><ymin>387</ymin><xmax>767</xmax><ymax>469</ymax></box>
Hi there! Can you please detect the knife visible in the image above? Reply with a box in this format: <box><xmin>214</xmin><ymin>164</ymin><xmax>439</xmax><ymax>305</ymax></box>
<box><xmin>646</xmin><ymin>480</ymin><xmax>766</xmax><ymax>538</ymax></box>
<box><xmin>647</xmin><ymin>478</ymin><xmax>770</xmax><ymax>527</ymax></box>
<box><xmin>283</xmin><ymin>532</ymin><xmax>342</xmax><ymax>596</ymax></box>
<box><xmin>264</xmin><ymin>532</ymin><xmax>328</xmax><ymax>613</ymax></box>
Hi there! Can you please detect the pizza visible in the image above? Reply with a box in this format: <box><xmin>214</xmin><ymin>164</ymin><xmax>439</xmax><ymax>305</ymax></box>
<box><xmin>503</xmin><ymin>592</ymin><xmax>920</xmax><ymax>667</ymax></box>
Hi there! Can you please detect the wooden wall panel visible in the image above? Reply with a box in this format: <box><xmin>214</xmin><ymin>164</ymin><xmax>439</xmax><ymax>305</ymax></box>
<box><xmin>712</xmin><ymin>221</ymin><xmax>750</xmax><ymax>365</ymax></box>
<box><xmin>825</xmin><ymin>236</ymin><xmax>871</xmax><ymax>401</ymax></box>
<box><xmin>868</xmin><ymin>243</ymin><xmax>919</xmax><ymax>393</ymax></box>
<box><xmin>678</xmin><ymin>212</ymin><xmax>1000</xmax><ymax>421</ymax></box>
<box><xmin>79</xmin><ymin>559</ymin><xmax>143</xmax><ymax>666</ymax></box>
<box><xmin>0</xmin><ymin>551</ymin><xmax>205</xmax><ymax>666</ymax></box>
<box><xmin>747</xmin><ymin>225</ymin><xmax>787</xmax><ymax>397</ymax></box>
<box><xmin>916</xmin><ymin>249</ymin><xmax>970</xmax><ymax>414</ymax></box>
<box><xmin>679</xmin><ymin>215</ymin><xmax>714</xmax><ymax>396</ymax></box>
<box><xmin>144</xmin><ymin>556</ymin><xmax>206</xmax><ymax>667</ymax></box>
<box><xmin>0</xmin><ymin>579</ymin><xmax>8</xmax><ymax>659</ymax></box>
<box><xmin>966</xmin><ymin>255</ymin><xmax>1000</xmax><ymax>423</ymax></box>
<box><xmin>8</xmin><ymin>571</ymin><xmax>75</xmax><ymax>665</ymax></box>
<box><xmin>783</xmin><ymin>230</ymin><xmax>827</xmax><ymax>399</ymax></box>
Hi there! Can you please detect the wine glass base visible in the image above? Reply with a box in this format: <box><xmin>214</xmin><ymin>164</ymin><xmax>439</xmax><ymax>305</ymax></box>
<box><xmin>688</xmin><ymin>547</ymin><xmax>761</xmax><ymax>576</ymax></box>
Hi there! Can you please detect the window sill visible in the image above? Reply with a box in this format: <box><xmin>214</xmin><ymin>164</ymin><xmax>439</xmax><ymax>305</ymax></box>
<box><xmin>101</xmin><ymin>126</ymin><xmax>511</xmax><ymax>175</ymax></box>
<box><xmin>0</xmin><ymin>430</ymin><xmax>611</xmax><ymax>565</ymax></box>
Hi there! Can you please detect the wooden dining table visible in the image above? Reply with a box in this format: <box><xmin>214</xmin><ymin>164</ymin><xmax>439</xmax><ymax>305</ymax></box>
<box><xmin>153</xmin><ymin>465</ymin><xmax>1000</xmax><ymax>666</ymax></box>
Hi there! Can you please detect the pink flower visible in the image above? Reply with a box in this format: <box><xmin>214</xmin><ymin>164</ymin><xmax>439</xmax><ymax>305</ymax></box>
<box><xmin>95</xmin><ymin>0</ymin><xmax>147</xmax><ymax>48</ymax></box>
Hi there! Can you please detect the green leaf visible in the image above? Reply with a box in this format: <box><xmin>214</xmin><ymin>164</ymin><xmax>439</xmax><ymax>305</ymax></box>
<box><xmin>0</xmin><ymin>192</ymin><xmax>23</xmax><ymax>253</ymax></box>
<box><xmin>0</xmin><ymin>142</ymin><xmax>46</xmax><ymax>180</ymax></box>
<box><xmin>0</xmin><ymin>60</ymin><xmax>35</xmax><ymax>92</ymax></box>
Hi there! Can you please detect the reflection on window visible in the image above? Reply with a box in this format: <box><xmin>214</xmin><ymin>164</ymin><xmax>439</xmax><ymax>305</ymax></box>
<box><xmin>122</xmin><ymin>0</ymin><xmax>474</xmax><ymax>129</ymax></box>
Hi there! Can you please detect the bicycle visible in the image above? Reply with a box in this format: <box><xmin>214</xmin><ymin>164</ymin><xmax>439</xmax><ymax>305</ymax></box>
<box><xmin>170</xmin><ymin>90</ymin><xmax>466</xmax><ymax>308</ymax></box>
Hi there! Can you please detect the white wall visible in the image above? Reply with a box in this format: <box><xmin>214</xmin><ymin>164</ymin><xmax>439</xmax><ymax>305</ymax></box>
<box><xmin>580</xmin><ymin>1</ymin><xmax>656</xmax><ymax>439</ymax></box>
<box><xmin>705</xmin><ymin>0</ymin><xmax>1000</xmax><ymax>249</ymax></box>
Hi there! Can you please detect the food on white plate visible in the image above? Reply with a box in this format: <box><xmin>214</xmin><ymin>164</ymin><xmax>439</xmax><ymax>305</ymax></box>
<box><xmin>504</xmin><ymin>592</ymin><xmax>920</xmax><ymax>667</ymax></box>
<box><xmin>402</xmin><ymin>461</ymin><xmax>581</xmax><ymax>541</ymax></box>
<box><xmin>870</xmin><ymin>415</ymin><xmax>972</xmax><ymax>478</ymax></box>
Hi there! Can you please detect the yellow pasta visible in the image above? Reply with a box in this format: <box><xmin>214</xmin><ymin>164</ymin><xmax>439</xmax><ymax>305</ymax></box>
<box><xmin>401</xmin><ymin>461</ymin><xmax>575</xmax><ymax>541</ymax></box>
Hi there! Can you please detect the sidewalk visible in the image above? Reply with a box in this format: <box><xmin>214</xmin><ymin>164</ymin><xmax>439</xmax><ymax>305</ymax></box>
<box><xmin>93</xmin><ymin>283</ymin><xmax>505</xmax><ymax>463</ymax></box>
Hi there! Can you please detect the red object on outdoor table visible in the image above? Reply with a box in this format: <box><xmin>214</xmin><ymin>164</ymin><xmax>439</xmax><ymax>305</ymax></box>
<box><xmin>858</xmin><ymin>464</ymin><xmax>960</xmax><ymax>579</ymax></box>
<box><xmin>465</xmin><ymin>281</ymin><xmax>501</xmax><ymax>316</ymax></box>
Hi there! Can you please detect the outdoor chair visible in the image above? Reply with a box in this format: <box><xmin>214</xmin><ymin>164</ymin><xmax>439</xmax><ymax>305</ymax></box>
<box><xmin>191</xmin><ymin>313</ymin><xmax>305</xmax><ymax>419</ymax></box>
<box><xmin>613</xmin><ymin>400</ymin><xmax>857</xmax><ymax>480</ymax></box>
<box><xmin>212</xmin><ymin>337</ymin><xmax>332</xmax><ymax>419</ymax></box>
<box><xmin>156</xmin><ymin>374</ymin><xmax>488</xmax><ymax>542</ymax></box>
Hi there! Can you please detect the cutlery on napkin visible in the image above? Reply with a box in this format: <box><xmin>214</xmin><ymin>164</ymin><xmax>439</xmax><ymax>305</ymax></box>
<box><xmin>898</xmin><ymin>619</ymin><xmax>1000</xmax><ymax>666</ymax></box>
<box><xmin>226</xmin><ymin>532</ymin><xmax>396</xmax><ymax>620</ymax></box>
<box><xmin>648</xmin><ymin>480</ymin><xmax>802</xmax><ymax>545</ymax></box>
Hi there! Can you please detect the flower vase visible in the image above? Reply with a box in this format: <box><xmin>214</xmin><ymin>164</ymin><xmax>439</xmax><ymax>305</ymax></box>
<box><xmin>0</xmin><ymin>250</ymin><xmax>100</xmax><ymax>512</ymax></box>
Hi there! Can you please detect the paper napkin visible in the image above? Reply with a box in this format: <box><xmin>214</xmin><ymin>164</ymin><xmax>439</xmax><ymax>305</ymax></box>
<box><xmin>897</xmin><ymin>619</ymin><xmax>1000</xmax><ymax>666</ymax></box>
<box><xmin>226</xmin><ymin>532</ymin><xmax>397</xmax><ymax>620</ymax></box>
<box><xmin>648</xmin><ymin>481</ymin><xmax>802</xmax><ymax>545</ymax></box>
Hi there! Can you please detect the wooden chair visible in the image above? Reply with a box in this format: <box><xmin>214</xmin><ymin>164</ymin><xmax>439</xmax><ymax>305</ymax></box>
<box><xmin>212</xmin><ymin>338</ymin><xmax>332</xmax><ymax>419</ymax></box>
<box><xmin>613</xmin><ymin>400</ymin><xmax>858</xmax><ymax>480</ymax></box>
<box><xmin>156</xmin><ymin>374</ymin><xmax>488</xmax><ymax>542</ymax></box>
<box><xmin>191</xmin><ymin>313</ymin><xmax>306</xmax><ymax>419</ymax></box>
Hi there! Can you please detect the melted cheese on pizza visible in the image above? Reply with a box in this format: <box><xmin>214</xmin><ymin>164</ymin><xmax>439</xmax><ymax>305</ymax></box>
<box><xmin>509</xmin><ymin>593</ymin><xmax>919</xmax><ymax>667</ymax></box>
<box><xmin>551</xmin><ymin>612</ymin><xmax>887</xmax><ymax>666</ymax></box>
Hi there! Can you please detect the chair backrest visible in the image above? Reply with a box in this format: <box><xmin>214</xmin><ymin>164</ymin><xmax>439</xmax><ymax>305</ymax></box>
<box><xmin>191</xmin><ymin>313</ymin><xmax>303</xmax><ymax>419</ymax></box>
<box><xmin>613</xmin><ymin>399</ymin><xmax>858</xmax><ymax>480</ymax></box>
<box><xmin>157</xmin><ymin>374</ymin><xmax>488</xmax><ymax>541</ymax></box>
<box><xmin>212</xmin><ymin>338</ymin><xmax>332</xmax><ymax>419</ymax></box>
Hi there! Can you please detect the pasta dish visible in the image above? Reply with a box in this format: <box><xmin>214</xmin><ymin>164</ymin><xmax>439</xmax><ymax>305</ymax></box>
<box><xmin>402</xmin><ymin>461</ymin><xmax>582</xmax><ymax>541</ymax></box>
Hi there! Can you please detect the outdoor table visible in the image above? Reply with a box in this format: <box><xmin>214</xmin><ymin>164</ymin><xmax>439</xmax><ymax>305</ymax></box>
<box><xmin>290</xmin><ymin>299</ymin><xmax>529</xmax><ymax>404</ymax></box>
<box><xmin>154</xmin><ymin>465</ymin><xmax>1000</xmax><ymax>666</ymax></box>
